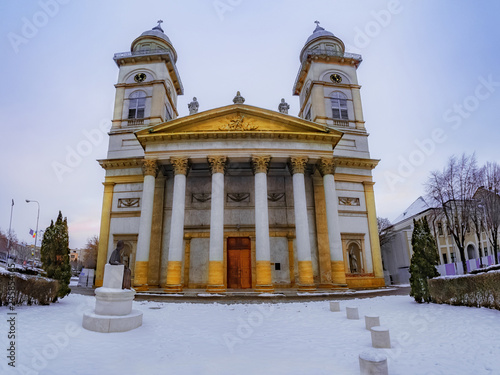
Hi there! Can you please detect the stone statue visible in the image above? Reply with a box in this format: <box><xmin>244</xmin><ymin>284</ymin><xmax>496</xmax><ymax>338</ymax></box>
<box><xmin>278</xmin><ymin>98</ymin><xmax>290</xmax><ymax>114</ymax></box>
<box><xmin>233</xmin><ymin>91</ymin><xmax>245</xmax><ymax>104</ymax></box>
<box><xmin>188</xmin><ymin>97</ymin><xmax>199</xmax><ymax>115</ymax></box>
<box><xmin>108</xmin><ymin>240</ymin><xmax>131</xmax><ymax>289</ymax></box>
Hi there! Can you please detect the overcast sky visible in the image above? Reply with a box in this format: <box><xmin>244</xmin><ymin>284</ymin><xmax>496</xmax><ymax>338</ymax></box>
<box><xmin>1</xmin><ymin>0</ymin><xmax>499</xmax><ymax>249</ymax></box>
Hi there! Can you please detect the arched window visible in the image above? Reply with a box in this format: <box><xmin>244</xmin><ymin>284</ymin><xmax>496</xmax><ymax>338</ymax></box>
<box><xmin>348</xmin><ymin>242</ymin><xmax>363</xmax><ymax>273</ymax></box>
<box><xmin>128</xmin><ymin>91</ymin><xmax>146</xmax><ymax>119</ymax></box>
<box><xmin>331</xmin><ymin>92</ymin><xmax>348</xmax><ymax>120</ymax></box>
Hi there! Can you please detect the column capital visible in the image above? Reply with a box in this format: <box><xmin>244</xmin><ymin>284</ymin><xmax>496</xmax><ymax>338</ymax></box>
<box><xmin>142</xmin><ymin>159</ymin><xmax>159</xmax><ymax>177</ymax></box>
<box><xmin>362</xmin><ymin>181</ymin><xmax>375</xmax><ymax>190</ymax></box>
<box><xmin>251</xmin><ymin>155</ymin><xmax>271</xmax><ymax>174</ymax></box>
<box><xmin>207</xmin><ymin>155</ymin><xmax>227</xmax><ymax>174</ymax></box>
<box><xmin>288</xmin><ymin>156</ymin><xmax>308</xmax><ymax>175</ymax></box>
<box><xmin>170</xmin><ymin>157</ymin><xmax>190</xmax><ymax>176</ymax></box>
<box><xmin>317</xmin><ymin>157</ymin><xmax>336</xmax><ymax>176</ymax></box>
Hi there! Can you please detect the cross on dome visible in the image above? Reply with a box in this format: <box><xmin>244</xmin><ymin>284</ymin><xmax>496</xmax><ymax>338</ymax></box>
<box><xmin>313</xmin><ymin>20</ymin><xmax>325</xmax><ymax>32</ymax></box>
<box><xmin>153</xmin><ymin>19</ymin><xmax>164</xmax><ymax>33</ymax></box>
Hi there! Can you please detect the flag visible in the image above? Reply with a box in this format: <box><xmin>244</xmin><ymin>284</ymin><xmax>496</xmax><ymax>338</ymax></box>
<box><xmin>11</xmin><ymin>199</ymin><xmax>14</xmax><ymax>206</ymax></box>
<box><xmin>29</xmin><ymin>229</ymin><xmax>36</xmax><ymax>238</ymax></box>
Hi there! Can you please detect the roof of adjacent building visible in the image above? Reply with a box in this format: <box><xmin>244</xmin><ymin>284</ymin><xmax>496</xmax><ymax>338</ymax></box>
<box><xmin>392</xmin><ymin>196</ymin><xmax>431</xmax><ymax>225</ymax></box>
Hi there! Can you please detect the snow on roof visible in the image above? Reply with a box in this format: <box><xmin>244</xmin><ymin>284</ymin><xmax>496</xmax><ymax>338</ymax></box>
<box><xmin>392</xmin><ymin>196</ymin><xmax>431</xmax><ymax>224</ymax></box>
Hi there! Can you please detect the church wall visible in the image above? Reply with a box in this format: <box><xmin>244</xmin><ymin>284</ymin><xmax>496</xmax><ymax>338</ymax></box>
<box><xmin>188</xmin><ymin>238</ymin><xmax>209</xmax><ymax>286</ymax></box>
<box><xmin>270</xmin><ymin>237</ymin><xmax>290</xmax><ymax>285</ymax></box>
<box><xmin>333</xmin><ymin>133</ymin><xmax>371</xmax><ymax>159</ymax></box>
<box><xmin>107</xmin><ymin>133</ymin><xmax>145</xmax><ymax>159</ymax></box>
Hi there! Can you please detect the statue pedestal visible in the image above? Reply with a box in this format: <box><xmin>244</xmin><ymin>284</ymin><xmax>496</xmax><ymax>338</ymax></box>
<box><xmin>82</xmin><ymin>264</ymin><xmax>143</xmax><ymax>333</ymax></box>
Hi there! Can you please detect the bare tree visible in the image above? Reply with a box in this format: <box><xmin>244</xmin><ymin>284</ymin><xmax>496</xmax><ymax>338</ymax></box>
<box><xmin>476</xmin><ymin>162</ymin><xmax>500</xmax><ymax>265</ymax></box>
<box><xmin>426</xmin><ymin>154</ymin><xmax>480</xmax><ymax>274</ymax></box>
<box><xmin>82</xmin><ymin>235</ymin><xmax>99</xmax><ymax>269</ymax></box>
<box><xmin>377</xmin><ymin>217</ymin><xmax>395</xmax><ymax>248</ymax></box>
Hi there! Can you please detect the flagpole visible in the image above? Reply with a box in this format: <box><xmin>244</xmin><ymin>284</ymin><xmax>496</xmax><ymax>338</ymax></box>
<box><xmin>7</xmin><ymin>199</ymin><xmax>14</xmax><ymax>263</ymax></box>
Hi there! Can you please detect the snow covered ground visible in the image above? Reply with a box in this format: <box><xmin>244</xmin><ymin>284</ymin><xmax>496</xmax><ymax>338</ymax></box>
<box><xmin>1</xmin><ymin>294</ymin><xmax>499</xmax><ymax>375</ymax></box>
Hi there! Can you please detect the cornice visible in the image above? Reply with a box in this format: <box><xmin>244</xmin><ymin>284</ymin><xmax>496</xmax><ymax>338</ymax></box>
<box><xmin>98</xmin><ymin>157</ymin><xmax>144</xmax><ymax>170</ymax></box>
<box><xmin>333</xmin><ymin>156</ymin><xmax>379</xmax><ymax>170</ymax></box>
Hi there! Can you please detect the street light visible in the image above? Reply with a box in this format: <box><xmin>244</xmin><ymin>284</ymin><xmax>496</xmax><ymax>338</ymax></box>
<box><xmin>26</xmin><ymin>199</ymin><xmax>40</xmax><ymax>268</ymax></box>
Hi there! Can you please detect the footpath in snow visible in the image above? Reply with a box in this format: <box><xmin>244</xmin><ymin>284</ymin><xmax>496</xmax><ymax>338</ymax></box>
<box><xmin>0</xmin><ymin>294</ymin><xmax>499</xmax><ymax>375</ymax></box>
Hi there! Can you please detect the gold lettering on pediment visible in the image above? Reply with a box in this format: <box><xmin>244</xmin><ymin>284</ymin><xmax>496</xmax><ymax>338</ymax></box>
<box><xmin>218</xmin><ymin>115</ymin><xmax>259</xmax><ymax>131</ymax></box>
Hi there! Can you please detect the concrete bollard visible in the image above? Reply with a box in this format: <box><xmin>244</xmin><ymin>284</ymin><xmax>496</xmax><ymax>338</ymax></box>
<box><xmin>359</xmin><ymin>350</ymin><xmax>388</xmax><ymax>375</ymax></box>
<box><xmin>346</xmin><ymin>306</ymin><xmax>359</xmax><ymax>320</ymax></box>
<box><xmin>371</xmin><ymin>326</ymin><xmax>391</xmax><ymax>348</ymax></box>
<box><xmin>365</xmin><ymin>315</ymin><xmax>380</xmax><ymax>330</ymax></box>
<box><xmin>330</xmin><ymin>301</ymin><xmax>340</xmax><ymax>312</ymax></box>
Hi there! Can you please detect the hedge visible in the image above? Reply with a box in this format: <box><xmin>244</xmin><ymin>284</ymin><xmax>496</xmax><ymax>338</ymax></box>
<box><xmin>428</xmin><ymin>271</ymin><xmax>500</xmax><ymax>310</ymax></box>
<box><xmin>0</xmin><ymin>268</ymin><xmax>59</xmax><ymax>306</ymax></box>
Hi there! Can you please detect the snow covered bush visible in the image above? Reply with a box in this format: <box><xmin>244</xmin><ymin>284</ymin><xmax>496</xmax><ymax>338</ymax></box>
<box><xmin>0</xmin><ymin>269</ymin><xmax>59</xmax><ymax>306</ymax></box>
<box><xmin>428</xmin><ymin>271</ymin><xmax>500</xmax><ymax>310</ymax></box>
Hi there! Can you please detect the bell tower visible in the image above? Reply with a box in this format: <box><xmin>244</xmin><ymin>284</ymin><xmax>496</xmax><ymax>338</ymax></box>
<box><xmin>293</xmin><ymin>22</ymin><xmax>370</xmax><ymax>158</ymax></box>
<box><xmin>293</xmin><ymin>22</ymin><xmax>363</xmax><ymax>129</ymax></box>
<box><xmin>111</xmin><ymin>21</ymin><xmax>183</xmax><ymax>131</ymax></box>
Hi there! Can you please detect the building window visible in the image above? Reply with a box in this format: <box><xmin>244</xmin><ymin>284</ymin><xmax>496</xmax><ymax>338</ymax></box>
<box><xmin>331</xmin><ymin>92</ymin><xmax>348</xmax><ymax>120</ymax></box>
<box><xmin>305</xmin><ymin>107</ymin><xmax>311</xmax><ymax>121</ymax></box>
<box><xmin>128</xmin><ymin>91</ymin><xmax>146</xmax><ymax>119</ymax></box>
<box><xmin>442</xmin><ymin>253</ymin><xmax>448</xmax><ymax>264</ymax></box>
<box><xmin>450</xmin><ymin>252</ymin><xmax>456</xmax><ymax>263</ymax></box>
<box><xmin>165</xmin><ymin>104</ymin><xmax>172</xmax><ymax>121</ymax></box>
<box><xmin>438</xmin><ymin>222</ymin><xmax>443</xmax><ymax>236</ymax></box>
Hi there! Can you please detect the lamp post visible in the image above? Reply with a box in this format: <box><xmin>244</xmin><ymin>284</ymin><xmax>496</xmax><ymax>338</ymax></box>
<box><xmin>26</xmin><ymin>199</ymin><xmax>40</xmax><ymax>268</ymax></box>
<box><xmin>7</xmin><ymin>199</ymin><xmax>14</xmax><ymax>266</ymax></box>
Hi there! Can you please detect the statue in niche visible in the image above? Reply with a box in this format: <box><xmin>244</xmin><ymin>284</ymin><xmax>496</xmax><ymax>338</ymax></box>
<box><xmin>108</xmin><ymin>240</ymin><xmax>131</xmax><ymax>289</ymax></box>
<box><xmin>278</xmin><ymin>98</ymin><xmax>290</xmax><ymax>114</ymax></box>
<box><xmin>188</xmin><ymin>97</ymin><xmax>199</xmax><ymax>115</ymax></box>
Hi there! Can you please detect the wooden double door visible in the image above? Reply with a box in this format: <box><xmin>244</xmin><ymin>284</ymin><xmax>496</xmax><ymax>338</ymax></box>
<box><xmin>227</xmin><ymin>237</ymin><xmax>252</xmax><ymax>289</ymax></box>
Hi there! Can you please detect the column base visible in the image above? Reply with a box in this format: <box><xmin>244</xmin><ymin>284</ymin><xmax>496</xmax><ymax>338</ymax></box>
<box><xmin>318</xmin><ymin>283</ymin><xmax>333</xmax><ymax>289</ymax></box>
<box><xmin>163</xmin><ymin>285</ymin><xmax>183</xmax><ymax>293</ymax></box>
<box><xmin>206</xmin><ymin>285</ymin><xmax>226</xmax><ymax>293</ymax></box>
<box><xmin>255</xmin><ymin>285</ymin><xmax>274</xmax><ymax>293</ymax></box>
<box><xmin>298</xmin><ymin>284</ymin><xmax>317</xmax><ymax>292</ymax></box>
<box><xmin>331</xmin><ymin>283</ymin><xmax>349</xmax><ymax>290</ymax></box>
<box><xmin>134</xmin><ymin>284</ymin><xmax>149</xmax><ymax>292</ymax></box>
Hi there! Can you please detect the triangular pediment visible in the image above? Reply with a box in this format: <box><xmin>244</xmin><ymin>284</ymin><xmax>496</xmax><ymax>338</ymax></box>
<box><xmin>135</xmin><ymin>104</ymin><xmax>343</xmax><ymax>146</ymax></box>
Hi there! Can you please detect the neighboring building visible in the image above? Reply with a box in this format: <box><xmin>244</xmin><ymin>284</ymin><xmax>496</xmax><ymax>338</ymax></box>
<box><xmin>381</xmin><ymin>196</ymin><xmax>499</xmax><ymax>284</ymax></box>
<box><xmin>70</xmin><ymin>248</ymin><xmax>82</xmax><ymax>263</ymax></box>
<box><xmin>94</xmin><ymin>22</ymin><xmax>384</xmax><ymax>292</ymax></box>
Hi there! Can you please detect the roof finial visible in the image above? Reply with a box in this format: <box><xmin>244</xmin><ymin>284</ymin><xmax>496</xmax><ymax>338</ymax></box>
<box><xmin>153</xmin><ymin>19</ymin><xmax>164</xmax><ymax>33</ymax></box>
<box><xmin>313</xmin><ymin>20</ymin><xmax>324</xmax><ymax>32</ymax></box>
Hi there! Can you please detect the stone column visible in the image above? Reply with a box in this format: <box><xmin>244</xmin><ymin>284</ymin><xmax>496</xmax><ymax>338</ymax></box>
<box><xmin>165</xmin><ymin>157</ymin><xmax>189</xmax><ymax>292</ymax></box>
<box><xmin>134</xmin><ymin>159</ymin><xmax>158</xmax><ymax>290</ymax></box>
<box><xmin>363</xmin><ymin>181</ymin><xmax>384</xmax><ymax>281</ymax></box>
<box><xmin>317</xmin><ymin>158</ymin><xmax>348</xmax><ymax>288</ymax></box>
<box><xmin>289</xmin><ymin>156</ymin><xmax>316</xmax><ymax>291</ymax></box>
<box><xmin>207</xmin><ymin>156</ymin><xmax>227</xmax><ymax>292</ymax></box>
<box><xmin>252</xmin><ymin>155</ymin><xmax>274</xmax><ymax>292</ymax></box>
<box><xmin>95</xmin><ymin>181</ymin><xmax>115</xmax><ymax>287</ymax></box>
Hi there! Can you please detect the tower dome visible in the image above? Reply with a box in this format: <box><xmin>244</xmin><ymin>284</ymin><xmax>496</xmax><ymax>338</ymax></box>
<box><xmin>299</xmin><ymin>21</ymin><xmax>345</xmax><ymax>62</ymax></box>
<box><xmin>130</xmin><ymin>20</ymin><xmax>177</xmax><ymax>62</ymax></box>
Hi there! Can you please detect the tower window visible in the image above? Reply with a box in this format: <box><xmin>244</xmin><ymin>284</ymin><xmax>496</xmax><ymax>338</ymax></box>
<box><xmin>128</xmin><ymin>91</ymin><xmax>146</xmax><ymax>119</ymax></box>
<box><xmin>305</xmin><ymin>107</ymin><xmax>311</xmax><ymax>121</ymax></box>
<box><xmin>331</xmin><ymin>92</ymin><xmax>348</xmax><ymax>120</ymax></box>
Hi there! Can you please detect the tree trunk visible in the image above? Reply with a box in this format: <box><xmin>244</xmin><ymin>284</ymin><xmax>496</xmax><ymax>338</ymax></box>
<box><xmin>458</xmin><ymin>247</ymin><xmax>467</xmax><ymax>274</ymax></box>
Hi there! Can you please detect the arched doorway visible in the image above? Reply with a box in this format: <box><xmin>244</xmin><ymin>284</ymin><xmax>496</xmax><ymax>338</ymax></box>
<box><xmin>467</xmin><ymin>244</ymin><xmax>476</xmax><ymax>260</ymax></box>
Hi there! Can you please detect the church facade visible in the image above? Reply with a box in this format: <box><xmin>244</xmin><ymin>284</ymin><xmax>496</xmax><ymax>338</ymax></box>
<box><xmin>94</xmin><ymin>22</ymin><xmax>385</xmax><ymax>292</ymax></box>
